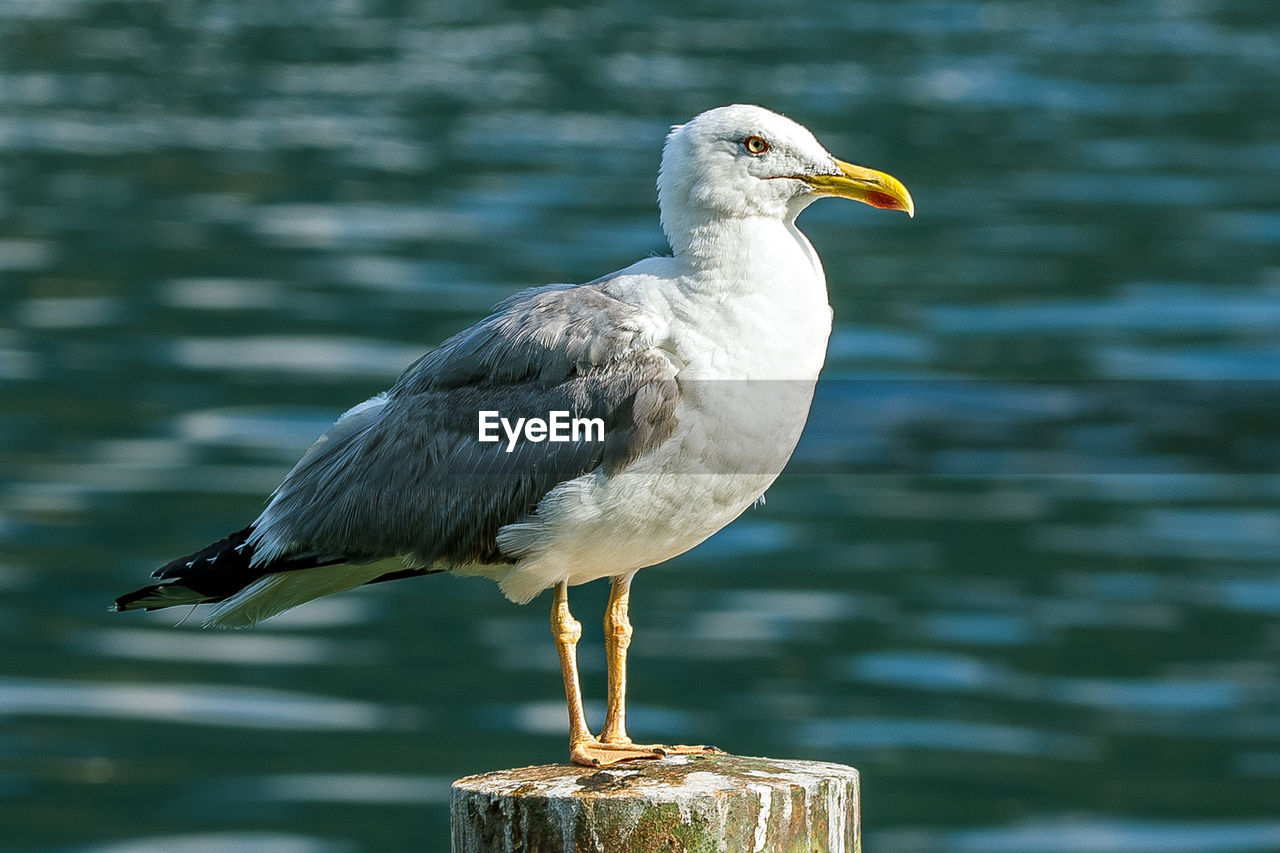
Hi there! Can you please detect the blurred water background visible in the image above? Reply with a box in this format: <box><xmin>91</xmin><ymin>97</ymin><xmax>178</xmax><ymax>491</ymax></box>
<box><xmin>2</xmin><ymin>0</ymin><xmax>1279</xmax><ymax>850</ymax></box>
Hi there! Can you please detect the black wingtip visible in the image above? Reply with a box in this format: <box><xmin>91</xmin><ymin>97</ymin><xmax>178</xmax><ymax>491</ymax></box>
<box><xmin>152</xmin><ymin>525</ymin><xmax>254</xmax><ymax>581</ymax></box>
<box><xmin>114</xmin><ymin>524</ymin><xmax>349</xmax><ymax>615</ymax></box>
<box><xmin>112</xmin><ymin>588</ymin><xmax>148</xmax><ymax>612</ymax></box>
<box><xmin>114</xmin><ymin>581</ymin><xmax>211</xmax><ymax>612</ymax></box>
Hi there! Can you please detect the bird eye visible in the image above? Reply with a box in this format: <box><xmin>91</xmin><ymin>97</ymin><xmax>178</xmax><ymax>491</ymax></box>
<box><xmin>743</xmin><ymin>135</ymin><xmax>770</xmax><ymax>155</ymax></box>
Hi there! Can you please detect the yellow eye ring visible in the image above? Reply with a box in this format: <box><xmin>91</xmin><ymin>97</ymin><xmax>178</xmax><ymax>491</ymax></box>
<box><xmin>743</xmin><ymin>135</ymin><xmax>769</xmax><ymax>155</ymax></box>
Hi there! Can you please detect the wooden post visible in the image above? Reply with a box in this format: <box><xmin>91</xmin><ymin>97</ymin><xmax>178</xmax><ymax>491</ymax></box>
<box><xmin>451</xmin><ymin>754</ymin><xmax>860</xmax><ymax>853</ymax></box>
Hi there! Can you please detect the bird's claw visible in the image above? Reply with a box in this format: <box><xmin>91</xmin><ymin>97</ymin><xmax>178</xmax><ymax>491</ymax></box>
<box><xmin>570</xmin><ymin>740</ymin><xmax>722</xmax><ymax>767</ymax></box>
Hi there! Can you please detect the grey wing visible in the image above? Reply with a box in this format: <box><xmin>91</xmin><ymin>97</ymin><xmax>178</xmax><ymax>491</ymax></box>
<box><xmin>247</xmin><ymin>282</ymin><xmax>680</xmax><ymax>568</ymax></box>
<box><xmin>393</xmin><ymin>283</ymin><xmax>659</xmax><ymax>390</ymax></box>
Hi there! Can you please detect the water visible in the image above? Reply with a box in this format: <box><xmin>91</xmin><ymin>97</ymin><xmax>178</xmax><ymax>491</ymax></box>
<box><xmin>2</xmin><ymin>0</ymin><xmax>1278</xmax><ymax>850</ymax></box>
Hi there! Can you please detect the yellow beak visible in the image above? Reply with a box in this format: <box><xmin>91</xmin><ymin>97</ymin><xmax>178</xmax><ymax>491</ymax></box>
<box><xmin>799</xmin><ymin>158</ymin><xmax>915</xmax><ymax>217</ymax></box>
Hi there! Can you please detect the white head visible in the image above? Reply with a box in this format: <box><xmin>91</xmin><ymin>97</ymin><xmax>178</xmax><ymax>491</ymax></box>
<box><xmin>657</xmin><ymin>104</ymin><xmax>913</xmax><ymax>255</ymax></box>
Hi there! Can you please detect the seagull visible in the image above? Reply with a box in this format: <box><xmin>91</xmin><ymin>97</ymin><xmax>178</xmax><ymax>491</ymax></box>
<box><xmin>114</xmin><ymin>104</ymin><xmax>913</xmax><ymax>767</ymax></box>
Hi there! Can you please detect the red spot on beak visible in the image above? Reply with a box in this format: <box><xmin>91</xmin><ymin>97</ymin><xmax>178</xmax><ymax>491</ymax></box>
<box><xmin>866</xmin><ymin>191</ymin><xmax>904</xmax><ymax>211</ymax></box>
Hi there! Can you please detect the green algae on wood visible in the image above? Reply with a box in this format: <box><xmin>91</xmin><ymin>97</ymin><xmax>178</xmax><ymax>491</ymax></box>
<box><xmin>451</xmin><ymin>754</ymin><xmax>860</xmax><ymax>853</ymax></box>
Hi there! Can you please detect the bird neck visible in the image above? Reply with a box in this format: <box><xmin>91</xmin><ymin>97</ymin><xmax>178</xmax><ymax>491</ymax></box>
<box><xmin>667</xmin><ymin>214</ymin><xmax>825</xmax><ymax>292</ymax></box>
<box><xmin>656</xmin><ymin>214</ymin><xmax>832</xmax><ymax>383</ymax></box>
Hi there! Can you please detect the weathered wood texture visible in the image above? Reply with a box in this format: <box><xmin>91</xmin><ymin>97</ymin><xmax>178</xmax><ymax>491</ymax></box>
<box><xmin>451</xmin><ymin>754</ymin><xmax>860</xmax><ymax>853</ymax></box>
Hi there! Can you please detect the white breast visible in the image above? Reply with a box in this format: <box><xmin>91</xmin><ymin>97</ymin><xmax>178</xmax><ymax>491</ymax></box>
<box><xmin>488</xmin><ymin>220</ymin><xmax>833</xmax><ymax>603</ymax></box>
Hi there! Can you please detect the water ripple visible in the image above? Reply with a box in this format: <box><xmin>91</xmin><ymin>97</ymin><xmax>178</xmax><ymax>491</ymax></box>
<box><xmin>71</xmin><ymin>833</ymin><xmax>353</xmax><ymax>853</ymax></box>
<box><xmin>70</xmin><ymin>628</ymin><xmax>381</xmax><ymax>667</ymax></box>
<box><xmin>166</xmin><ymin>336</ymin><xmax>422</xmax><ymax>378</ymax></box>
<box><xmin>800</xmin><ymin>716</ymin><xmax>1097</xmax><ymax>759</ymax></box>
<box><xmin>0</xmin><ymin>677</ymin><xmax>410</xmax><ymax>731</ymax></box>
<box><xmin>209</xmin><ymin>773</ymin><xmax>452</xmax><ymax>805</ymax></box>
<box><xmin>878</xmin><ymin>817</ymin><xmax>1280</xmax><ymax>853</ymax></box>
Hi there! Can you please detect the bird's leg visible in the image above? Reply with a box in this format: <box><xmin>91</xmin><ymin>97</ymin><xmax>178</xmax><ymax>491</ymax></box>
<box><xmin>551</xmin><ymin>581</ymin><xmax>592</xmax><ymax>750</ymax></box>
<box><xmin>554</xmin><ymin>579</ymin><xmax>650</xmax><ymax>767</ymax></box>
<box><xmin>558</xmin><ymin>574</ymin><xmax>722</xmax><ymax>768</ymax></box>
<box><xmin>599</xmin><ymin>572</ymin><xmax>635</xmax><ymax>744</ymax></box>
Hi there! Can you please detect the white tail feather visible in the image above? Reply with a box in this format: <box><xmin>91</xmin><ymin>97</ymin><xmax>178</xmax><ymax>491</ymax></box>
<box><xmin>201</xmin><ymin>560</ymin><xmax>402</xmax><ymax>628</ymax></box>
